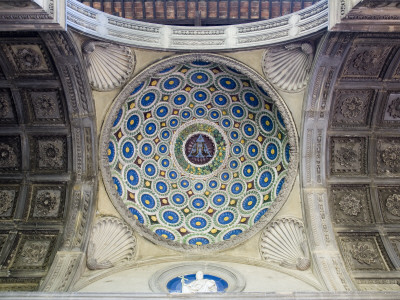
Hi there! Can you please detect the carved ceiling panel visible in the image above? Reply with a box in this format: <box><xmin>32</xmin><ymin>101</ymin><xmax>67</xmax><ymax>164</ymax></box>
<box><xmin>340</xmin><ymin>41</ymin><xmax>393</xmax><ymax>80</ymax></box>
<box><xmin>330</xmin><ymin>185</ymin><xmax>374</xmax><ymax>226</ymax></box>
<box><xmin>338</xmin><ymin>233</ymin><xmax>393</xmax><ymax>272</ymax></box>
<box><xmin>330</xmin><ymin>89</ymin><xmax>375</xmax><ymax>128</ymax></box>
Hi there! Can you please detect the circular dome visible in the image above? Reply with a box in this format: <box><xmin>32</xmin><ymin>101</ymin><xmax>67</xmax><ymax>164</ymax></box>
<box><xmin>100</xmin><ymin>54</ymin><xmax>298</xmax><ymax>252</ymax></box>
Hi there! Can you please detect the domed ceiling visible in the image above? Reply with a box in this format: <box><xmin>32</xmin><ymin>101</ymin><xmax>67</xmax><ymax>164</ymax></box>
<box><xmin>100</xmin><ymin>54</ymin><xmax>298</xmax><ymax>252</ymax></box>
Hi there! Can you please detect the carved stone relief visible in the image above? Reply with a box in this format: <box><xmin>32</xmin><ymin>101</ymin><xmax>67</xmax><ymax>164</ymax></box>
<box><xmin>262</xmin><ymin>42</ymin><xmax>314</xmax><ymax>92</ymax></box>
<box><xmin>381</xmin><ymin>93</ymin><xmax>400</xmax><ymax>125</ymax></box>
<box><xmin>0</xmin><ymin>89</ymin><xmax>16</xmax><ymax>123</ymax></box>
<box><xmin>14</xmin><ymin>240</ymin><xmax>51</xmax><ymax>267</ymax></box>
<box><xmin>30</xmin><ymin>136</ymin><xmax>67</xmax><ymax>172</ymax></box>
<box><xmin>0</xmin><ymin>186</ymin><xmax>18</xmax><ymax>218</ymax></box>
<box><xmin>331</xmin><ymin>90</ymin><xmax>373</xmax><ymax>127</ymax></box>
<box><xmin>260</xmin><ymin>218</ymin><xmax>311</xmax><ymax>271</ymax></box>
<box><xmin>330</xmin><ymin>137</ymin><xmax>367</xmax><ymax>176</ymax></box>
<box><xmin>30</xmin><ymin>185</ymin><xmax>65</xmax><ymax>219</ymax></box>
<box><xmin>0</xmin><ymin>136</ymin><xmax>21</xmax><ymax>172</ymax></box>
<box><xmin>330</xmin><ymin>185</ymin><xmax>373</xmax><ymax>225</ymax></box>
<box><xmin>86</xmin><ymin>217</ymin><xmax>136</xmax><ymax>270</ymax></box>
<box><xmin>387</xmin><ymin>96</ymin><xmax>400</xmax><ymax>119</ymax></box>
<box><xmin>341</xmin><ymin>43</ymin><xmax>392</xmax><ymax>79</ymax></box>
<box><xmin>378</xmin><ymin>187</ymin><xmax>400</xmax><ymax>223</ymax></box>
<box><xmin>389</xmin><ymin>236</ymin><xmax>400</xmax><ymax>261</ymax></box>
<box><xmin>82</xmin><ymin>40</ymin><xmax>135</xmax><ymax>92</ymax></box>
<box><xmin>23</xmin><ymin>89</ymin><xmax>64</xmax><ymax>124</ymax></box>
<box><xmin>376</xmin><ymin>138</ymin><xmax>400</xmax><ymax>175</ymax></box>
<box><xmin>339</xmin><ymin>235</ymin><xmax>391</xmax><ymax>271</ymax></box>
<box><xmin>10</xmin><ymin>233</ymin><xmax>58</xmax><ymax>271</ymax></box>
<box><xmin>1</xmin><ymin>44</ymin><xmax>53</xmax><ymax>76</ymax></box>
<box><xmin>363</xmin><ymin>1</ymin><xmax>400</xmax><ymax>9</ymax></box>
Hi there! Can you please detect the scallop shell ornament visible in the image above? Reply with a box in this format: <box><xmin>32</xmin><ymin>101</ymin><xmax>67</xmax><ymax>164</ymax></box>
<box><xmin>87</xmin><ymin>217</ymin><xmax>136</xmax><ymax>270</ymax></box>
<box><xmin>82</xmin><ymin>40</ymin><xmax>135</xmax><ymax>92</ymax></box>
<box><xmin>262</xmin><ymin>42</ymin><xmax>314</xmax><ymax>93</ymax></box>
<box><xmin>260</xmin><ymin>217</ymin><xmax>311</xmax><ymax>271</ymax></box>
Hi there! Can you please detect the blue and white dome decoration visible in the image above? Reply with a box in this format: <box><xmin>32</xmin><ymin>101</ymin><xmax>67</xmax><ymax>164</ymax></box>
<box><xmin>100</xmin><ymin>54</ymin><xmax>298</xmax><ymax>252</ymax></box>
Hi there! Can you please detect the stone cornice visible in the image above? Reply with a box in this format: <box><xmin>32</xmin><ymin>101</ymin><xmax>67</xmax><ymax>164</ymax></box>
<box><xmin>0</xmin><ymin>0</ymin><xmax>66</xmax><ymax>31</ymax></box>
<box><xmin>66</xmin><ymin>0</ymin><xmax>328</xmax><ymax>51</ymax></box>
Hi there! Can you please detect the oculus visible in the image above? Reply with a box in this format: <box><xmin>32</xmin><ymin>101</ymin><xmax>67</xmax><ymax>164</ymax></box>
<box><xmin>100</xmin><ymin>54</ymin><xmax>298</xmax><ymax>252</ymax></box>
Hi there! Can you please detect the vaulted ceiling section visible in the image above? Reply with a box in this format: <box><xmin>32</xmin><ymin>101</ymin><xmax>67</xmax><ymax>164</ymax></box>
<box><xmin>0</xmin><ymin>31</ymin><xmax>97</xmax><ymax>291</ymax></box>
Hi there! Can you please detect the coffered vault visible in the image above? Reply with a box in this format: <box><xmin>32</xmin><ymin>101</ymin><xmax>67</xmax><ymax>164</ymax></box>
<box><xmin>0</xmin><ymin>0</ymin><xmax>400</xmax><ymax>298</ymax></box>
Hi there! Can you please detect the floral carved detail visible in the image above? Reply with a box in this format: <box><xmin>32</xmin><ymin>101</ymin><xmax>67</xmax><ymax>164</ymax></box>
<box><xmin>352</xmin><ymin>50</ymin><xmax>381</xmax><ymax>72</ymax></box>
<box><xmin>351</xmin><ymin>242</ymin><xmax>378</xmax><ymax>265</ymax></box>
<box><xmin>34</xmin><ymin>95</ymin><xmax>55</xmax><ymax>115</ymax></box>
<box><xmin>19</xmin><ymin>241</ymin><xmax>49</xmax><ymax>265</ymax></box>
<box><xmin>0</xmin><ymin>143</ymin><xmax>18</xmax><ymax>168</ymax></box>
<box><xmin>35</xmin><ymin>191</ymin><xmax>58</xmax><ymax>217</ymax></box>
<box><xmin>335</xmin><ymin>145</ymin><xmax>358</xmax><ymax>168</ymax></box>
<box><xmin>339</xmin><ymin>194</ymin><xmax>362</xmax><ymax>216</ymax></box>
<box><xmin>0</xmin><ymin>94</ymin><xmax>9</xmax><ymax>118</ymax></box>
<box><xmin>16</xmin><ymin>48</ymin><xmax>41</xmax><ymax>69</ymax></box>
<box><xmin>388</xmin><ymin>97</ymin><xmax>400</xmax><ymax>118</ymax></box>
<box><xmin>341</xmin><ymin>96</ymin><xmax>364</xmax><ymax>118</ymax></box>
<box><xmin>381</xmin><ymin>146</ymin><xmax>400</xmax><ymax>169</ymax></box>
<box><xmin>386</xmin><ymin>194</ymin><xmax>400</xmax><ymax>217</ymax></box>
<box><xmin>37</xmin><ymin>138</ymin><xmax>66</xmax><ymax>170</ymax></box>
<box><xmin>0</xmin><ymin>190</ymin><xmax>14</xmax><ymax>215</ymax></box>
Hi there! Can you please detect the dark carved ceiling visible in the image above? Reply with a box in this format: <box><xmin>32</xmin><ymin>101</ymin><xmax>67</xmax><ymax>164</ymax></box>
<box><xmin>0</xmin><ymin>32</ymin><xmax>97</xmax><ymax>291</ymax></box>
<box><xmin>325</xmin><ymin>32</ymin><xmax>400</xmax><ymax>288</ymax></box>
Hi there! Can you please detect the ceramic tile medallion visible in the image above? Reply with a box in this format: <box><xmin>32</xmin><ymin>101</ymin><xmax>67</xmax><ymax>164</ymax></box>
<box><xmin>100</xmin><ymin>54</ymin><xmax>298</xmax><ymax>252</ymax></box>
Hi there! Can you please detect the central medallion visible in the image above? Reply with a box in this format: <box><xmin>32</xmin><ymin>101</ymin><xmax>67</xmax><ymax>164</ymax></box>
<box><xmin>172</xmin><ymin>120</ymin><xmax>229</xmax><ymax>179</ymax></box>
<box><xmin>185</xmin><ymin>134</ymin><xmax>215</xmax><ymax>165</ymax></box>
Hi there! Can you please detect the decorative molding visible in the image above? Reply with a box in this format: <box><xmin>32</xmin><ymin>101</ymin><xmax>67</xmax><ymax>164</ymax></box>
<box><xmin>67</xmin><ymin>0</ymin><xmax>328</xmax><ymax>50</ymax></box>
<box><xmin>301</xmin><ymin>31</ymin><xmax>358</xmax><ymax>291</ymax></box>
<box><xmin>87</xmin><ymin>217</ymin><xmax>136</xmax><ymax>270</ymax></box>
<box><xmin>82</xmin><ymin>40</ymin><xmax>135</xmax><ymax>92</ymax></box>
<box><xmin>0</xmin><ymin>0</ymin><xmax>66</xmax><ymax>31</ymax></box>
<box><xmin>40</xmin><ymin>252</ymin><xmax>81</xmax><ymax>292</ymax></box>
<box><xmin>328</xmin><ymin>0</ymin><xmax>362</xmax><ymax>30</ymax></box>
<box><xmin>260</xmin><ymin>218</ymin><xmax>311</xmax><ymax>271</ymax></box>
<box><xmin>262</xmin><ymin>42</ymin><xmax>314</xmax><ymax>93</ymax></box>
